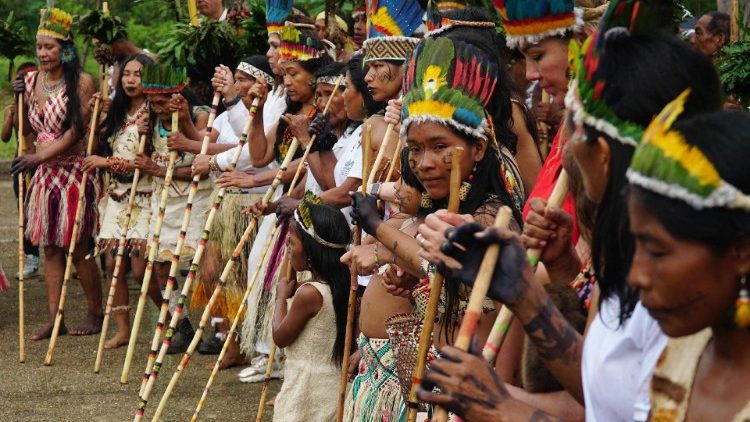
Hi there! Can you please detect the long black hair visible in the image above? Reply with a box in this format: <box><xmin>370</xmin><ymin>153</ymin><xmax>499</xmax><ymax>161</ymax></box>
<box><xmin>347</xmin><ymin>54</ymin><xmax>386</xmax><ymax>117</ymax></box>
<box><xmin>629</xmin><ymin>111</ymin><xmax>750</xmax><ymax>255</ymax></box>
<box><xmin>56</xmin><ymin>38</ymin><xmax>85</xmax><ymax>139</ymax></box>
<box><xmin>100</xmin><ymin>54</ymin><xmax>154</xmax><ymax>156</ymax></box>
<box><xmin>294</xmin><ymin>202</ymin><xmax>352</xmax><ymax>366</ymax></box>
<box><xmin>584</xmin><ymin>31</ymin><xmax>722</xmax><ymax>325</ymax></box>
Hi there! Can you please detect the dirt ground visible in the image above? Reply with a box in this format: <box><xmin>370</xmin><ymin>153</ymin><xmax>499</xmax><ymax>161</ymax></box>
<box><xmin>0</xmin><ymin>180</ymin><xmax>280</xmax><ymax>421</ymax></box>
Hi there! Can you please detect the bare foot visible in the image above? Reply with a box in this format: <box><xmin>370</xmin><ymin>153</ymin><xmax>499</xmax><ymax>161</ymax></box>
<box><xmin>70</xmin><ymin>313</ymin><xmax>104</xmax><ymax>336</ymax></box>
<box><xmin>104</xmin><ymin>331</ymin><xmax>129</xmax><ymax>349</ymax></box>
<box><xmin>266</xmin><ymin>396</ymin><xmax>276</xmax><ymax>407</ymax></box>
<box><xmin>31</xmin><ymin>322</ymin><xmax>67</xmax><ymax>341</ymax></box>
<box><xmin>218</xmin><ymin>346</ymin><xmax>247</xmax><ymax>370</ymax></box>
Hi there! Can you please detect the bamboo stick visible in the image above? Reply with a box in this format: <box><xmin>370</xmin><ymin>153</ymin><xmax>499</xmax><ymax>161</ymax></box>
<box><xmin>431</xmin><ymin>206</ymin><xmax>513</xmax><ymax>422</ymax></box>
<box><xmin>17</xmin><ymin>93</ymin><xmax>25</xmax><ymax>364</ymax></box>
<box><xmin>539</xmin><ymin>91</ymin><xmax>551</xmax><ymax>158</ymax></box>
<box><xmin>384</xmin><ymin>136</ymin><xmax>401</xmax><ymax>183</ymax></box>
<box><xmin>94</xmin><ymin>133</ymin><xmax>148</xmax><ymax>373</ymax></box>
<box><xmin>335</xmin><ymin>123</ymin><xmax>372</xmax><ymax>422</ymax></box>
<box><xmin>149</xmin><ymin>99</ymin><xmax>260</xmax><ymax>420</ymax></box>
<box><xmin>188</xmin><ymin>0</ymin><xmax>199</xmax><ymax>27</ymax></box>
<box><xmin>731</xmin><ymin>0</ymin><xmax>740</xmax><ymax>42</ymax></box>
<box><xmin>480</xmin><ymin>170</ymin><xmax>569</xmax><ymax>365</ymax></box>
<box><xmin>405</xmin><ymin>147</ymin><xmax>464</xmax><ymax>422</ymax></box>
<box><xmin>261</xmin><ymin>139</ymin><xmax>301</xmax><ymax>206</ymax></box>
<box><xmin>366</xmin><ymin>123</ymin><xmax>394</xmax><ymax>186</ymax></box>
<box><xmin>44</xmin><ymin>65</ymin><xmax>109</xmax><ymax>366</ymax></box>
<box><xmin>287</xmin><ymin>75</ymin><xmax>344</xmax><ymax>190</ymax></box>
<box><xmin>121</xmin><ymin>125</ymin><xmax>179</xmax><ymax>385</ymax></box>
<box><xmin>134</xmin><ymin>91</ymin><xmax>221</xmax><ymax>410</ymax></box>
<box><xmin>190</xmin><ymin>223</ymin><xmax>280</xmax><ymax>421</ymax></box>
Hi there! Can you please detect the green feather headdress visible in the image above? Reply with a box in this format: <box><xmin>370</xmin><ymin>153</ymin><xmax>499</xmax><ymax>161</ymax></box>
<box><xmin>141</xmin><ymin>64</ymin><xmax>187</xmax><ymax>95</ymax></box>
<box><xmin>293</xmin><ymin>193</ymin><xmax>349</xmax><ymax>249</ymax></box>
<box><xmin>565</xmin><ymin>0</ymin><xmax>680</xmax><ymax>147</ymax></box>
<box><xmin>627</xmin><ymin>90</ymin><xmax>750</xmax><ymax>211</ymax></box>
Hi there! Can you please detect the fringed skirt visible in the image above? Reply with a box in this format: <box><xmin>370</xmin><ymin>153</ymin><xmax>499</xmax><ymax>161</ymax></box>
<box><xmin>190</xmin><ymin>191</ymin><xmax>261</xmax><ymax>321</ymax></box>
<box><xmin>95</xmin><ymin>188</ymin><xmax>152</xmax><ymax>258</ymax></box>
<box><xmin>345</xmin><ymin>334</ymin><xmax>406</xmax><ymax>422</ymax></box>
<box><xmin>25</xmin><ymin>155</ymin><xmax>101</xmax><ymax>249</ymax></box>
<box><xmin>148</xmin><ymin>186</ymin><xmax>212</xmax><ymax>263</ymax></box>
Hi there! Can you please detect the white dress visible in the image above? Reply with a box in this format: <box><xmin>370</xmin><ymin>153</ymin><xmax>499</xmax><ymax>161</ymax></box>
<box><xmin>274</xmin><ymin>281</ymin><xmax>340</xmax><ymax>421</ymax></box>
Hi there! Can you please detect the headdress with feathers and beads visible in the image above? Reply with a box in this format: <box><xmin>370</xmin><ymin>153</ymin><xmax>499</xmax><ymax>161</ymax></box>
<box><xmin>363</xmin><ymin>0</ymin><xmax>423</xmax><ymax>63</ymax></box>
<box><xmin>494</xmin><ymin>0</ymin><xmax>582</xmax><ymax>49</ymax></box>
<box><xmin>294</xmin><ymin>192</ymin><xmax>349</xmax><ymax>249</ymax></box>
<box><xmin>38</xmin><ymin>8</ymin><xmax>73</xmax><ymax>41</ymax></box>
<box><xmin>279</xmin><ymin>22</ymin><xmax>324</xmax><ymax>62</ymax></box>
<box><xmin>627</xmin><ymin>90</ymin><xmax>750</xmax><ymax>211</ymax></box>
<box><xmin>141</xmin><ymin>64</ymin><xmax>187</xmax><ymax>95</ymax></box>
<box><xmin>401</xmin><ymin>37</ymin><xmax>498</xmax><ymax>142</ymax></box>
<box><xmin>266</xmin><ymin>0</ymin><xmax>294</xmax><ymax>35</ymax></box>
<box><xmin>425</xmin><ymin>0</ymin><xmax>495</xmax><ymax>36</ymax></box>
<box><xmin>565</xmin><ymin>0</ymin><xmax>681</xmax><ymax>147</ymax></box>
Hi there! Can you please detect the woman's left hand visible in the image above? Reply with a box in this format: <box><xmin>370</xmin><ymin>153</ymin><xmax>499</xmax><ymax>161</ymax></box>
<box><xmin>276</xmin><ymin>276</ymin><xmax>296</xmax><ymax>300</ymax></box>
<box><xmin>82</xmin><ymin>155</ymin><xmax>107</xmax><ymax>172</ymax></box>
<box><xmin>275</xmin><ymin>196</ymin><xmax>300</xmax><ymax>218</ymax></box>
<box><xmin>166</xmin><ymin>131</ymin><xmax>194</xmax><ymax>153</ymax></box>
<box><xmin>216</xmin><ymin>169</ymin><xmax>255</xmax><ymax>189</ymax></box>
<box><xmin>417</xmin><ymin>210</ymin><xmax>474</xmax><ymax>267</ymax></box>
<box><xmin>191</xmin><ymin>154</ymin><xmax>211</xmax><ymax>177</ymax></box>
<box><xmin>350</xmin><ymin>192</ymin><xmax>382</xmax><ymax>236</ymax></box>
<box><xmin>417</xmin><ymin>345</ymin><xmax>510</xmax><ymax>420</ymax></box>
<box><xmin>280</xmin><ymin>113</ymin><xmax>312</xmax><ymax>147</ymax></box>
<box><xmin>340</xmin><ymin>243</ymin><xmax>379</xmax><ymax>276</ymax></box>
<box><xmin>10</xmin><ymin>153</ymin><xmax>40</xmax><ymax>176</ymax></box>
<box><xmin>169</xmin><ymin>94</ymin><xmax>191</xmax><ymax>122</ymax></box>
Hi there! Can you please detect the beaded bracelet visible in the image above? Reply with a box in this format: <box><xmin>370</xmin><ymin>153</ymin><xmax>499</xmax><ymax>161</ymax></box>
<box><xmin>106</xmin><ymin>156</ymin><xmax>129</xmax><ymax>174</ymax></box>
<box><xmin>208</xmin><ymin>155</ymin><xmax>219</xmax><ymax>172</ymax></box>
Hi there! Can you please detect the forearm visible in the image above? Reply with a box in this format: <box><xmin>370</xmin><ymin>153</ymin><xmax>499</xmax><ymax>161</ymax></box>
<box><xmin>172</xmin><ymin>166</ymin><xmax>195</xmax><ymax>181</ymax></box>
<box><xmin>510</xmin><ymin>283</ymin><xmax>585</xmax><ymax>403</ymax></box>
<box><xmin>544</xmin><ymin>249</ymin><xmax>582</xmax><ymax>286</ymax></box>
<box><xmin>204</xmin><ymin>142</ymin><xmax>234</xmax><ymax>155</ymax></box>
<box><xmin>306</xmin><ymin>151</ymin><xmax>336</xmax><ymax>191</ymax></box>
<box><xmin>2</xmin><ymin>117</ymin><xmax>12</xmax><ymax>142</ymax></box>
<box><xmin>271</xmin><ymin>297</ymin><xmax>289</xmax><ymax>346</ymax></box>
<box><xmin>180</xmin><ymin>114</ymin><xmax>203</xmax><ymax>142</ymax></box>
<box><xmin>372</xmin><ymin>224</ymin><xmax>423</xmax><ymax>277</ymax></box>
<box><xmin>37</xmin><ymin>128</ymin><xmax>82</xmax><ymax>162</ymax></box>
<box><xmin>249</xmin><ymin>110</ymin><xmax>271</xmax><ymax>167</ymax></box>
<box><xmin>318</xmin><ymin>179</ymin><xmax>360</xmax><ymax>208</ymax></box>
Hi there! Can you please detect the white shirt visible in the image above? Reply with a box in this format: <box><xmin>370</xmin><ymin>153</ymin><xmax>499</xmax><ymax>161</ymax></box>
<box><xmin>333</xmin><ymin>124</ymin><xmax>363</xmax><ymax>224</ymax></box>
<box><xmin>582</xmin><ymin>297</ymin><xmax>667</xmax><ymax>422</ymax></box>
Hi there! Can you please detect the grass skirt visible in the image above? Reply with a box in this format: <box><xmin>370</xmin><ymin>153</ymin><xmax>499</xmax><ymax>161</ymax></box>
<box><xmin>25</xmin><ymin>155</ymin><xmax>100</xmax><ymax>248</ymax></box>
<box><xmin>190</xmin><ymin>191</ymin><xmax>261</xmax><ymax>320</ymax></box>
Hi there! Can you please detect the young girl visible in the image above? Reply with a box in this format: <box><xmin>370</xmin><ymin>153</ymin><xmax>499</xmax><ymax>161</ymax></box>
<box><xmin>272</xmin><ymin>198</ymin><xmax>351</xmax><ymax>421</ymax></box>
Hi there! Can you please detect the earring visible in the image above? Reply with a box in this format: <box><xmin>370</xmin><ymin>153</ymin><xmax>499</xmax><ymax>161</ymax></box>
<box><xmin>460</xmin><ymin>162</ymin><xmax>477</xmax><ymax>201</ymax></box>
<box><xmin>735</xmin><ymin>274</ymin><xmax>750</xmax><ymax>328</ymax></box>
<box><xmin>420</xmin><ymin>191</ymin><xmax>433</xmax><ymax>209</ymax></box>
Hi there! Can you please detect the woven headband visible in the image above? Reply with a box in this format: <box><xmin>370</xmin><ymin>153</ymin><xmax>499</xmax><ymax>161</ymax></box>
<box><xmin>237</xmin><ymin>62</ymin><xmax>274</xmax><ymax>85</ymax></box>
<box><xmin>293</xmin><ymin>209</ymin><xmax>349</xmax><ymax>249</ymax></box>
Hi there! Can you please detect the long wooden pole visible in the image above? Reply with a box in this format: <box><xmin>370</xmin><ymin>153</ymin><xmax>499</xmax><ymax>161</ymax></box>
<box><xmin>134</xmin><ymin>91</ymin><xmax>221</xmax><ymax>416</ymax></box>
<box><xmin>431</xmin><ymin>206</ymin><xmax>514</xmax><ymax>422</ymax></box>
<box><xmin>188</xmin><ymin>0</ymin><xmax>199</xmax><ymax>27</ymax></box>
<box><xmin>366</xmin><ymin>123</ymin><xmax>394</xmax><ymax>187</ymax></box>
<box><xmin>405</xmin><ymin>147</ymin><xmax>464</xmax><ymax>421</ymax></box>
<box><xmin>190</xmin><ymin>223</ymin><xmax>279</xmax><ymax>421</ymax></box>
<box><xmin>335</xmin><ymin>123</ymin><xmax>372</xmax><ymax>422</ymax></box>
<box><xmin>44</xmin><ymin>65</ymin><xmax>109</xmax><ymax>366</ymax></box>
<box><xmin>94</xmin><ymin>133</ymin><xmax>148</xmax><ymax>373</ymax></box>
<box><xmin>731</xmin><ymin>0</ymin><xmax>740</xmax><ymax>42</ymax></box>
<box><xmin>150</xmin><ymin>99</ymin><xmax>260</xmax><ymax>420</ymax></box>
<box><xmin>121</xmin><ymin>125</ymin><xmax>179</xmax><ymax>385</ymax></box>
<box><xmin>17</xmin><ymin>93</ymin><xmax>26</xmax><ymax>364</ymax></box>
<box><xmin>384</xmin><ymin>136</ymin><xmax>401</xmax><ymax>183</ymax></box>
<box><xmin>287</xmin><ymin>75</ymin><xmax>344</xmax><ymax>190</ymax></box>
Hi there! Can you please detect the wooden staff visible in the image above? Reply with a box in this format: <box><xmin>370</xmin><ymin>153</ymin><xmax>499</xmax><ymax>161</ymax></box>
<box><xmin>480</xmin><ymin>170</ymin><xmax>569</xmax><ymax>364</ymax></box>
<box><xmin>384</xmin><ymin>136</ymin><xmax>402</xmax><ymax>183</ymax></box>
<box><xmin>149</xmin><ymin>99</ymin><xmax>260</xmax><ymax>420</ymax></box>
<box><xmin>17</xmin><ymin>93</ymin><xmax>26</xmax><ymax>364</ymax></box>
<box><xmin>335</xmin><ymin>123</ymin><xmax>372</xmax><ymax>422</ymax></box>
<box><xmin>731</xmin><ymin>0</ymin><xmax>740</xmax><ymax>42</ymax></box>
<box><xmin>121</xmin><ymin>122</ymin><xmax>179</xmax><ymax>385</ymax></box>
<box><xmin>44</xmin><ymin>65</ymin><xmax>109</xmax><ymax>366</ymax></box>
<box><xmin>366</xmin><ymin>124</ymin><xmax>394</xmax><ymax>186</ymax></box>
<box><xmin>134</xmin><ymin>91</ymin><xmax>221</xmax><ymax>405</ymax></box>
<box><xmin>188</xmin><ymin>0</ymin><xmax>199</xmax><ymax>27</ymax></box>
<box><xmin>190</xmin><ymin>223</ymin><xmax>280</xmax><ymax>421</ymax></box>
<box><xmin>94</xmin><ymin>133</ymin><xmax>148</xmax><ymax>373</ymax></box>
<box><xmin>405</xmin><ymin>147</ymin><xmax>464</xmax><ymax>422</ymax></box>
<box><xmin>287</xmin><ymin>75</ymin><xmax>344</xmax><ymax>190</ymax></box>
<box><xmin>539</xmin><ymin>91</ymin><xmax>551</xmax><ymax>158</ymax></box>
<box><xmin>431</xmin><ymin>206</ymin><xmax>514</xmax><ymax>422</ymax></box>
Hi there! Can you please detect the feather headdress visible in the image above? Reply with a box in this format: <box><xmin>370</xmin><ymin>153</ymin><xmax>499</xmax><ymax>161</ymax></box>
<box><xmin>565</xmin><ymin>0</ymin><xmax>680</xmax><ymax>147</ymax></box>
<box><xmin>279</xmin><ymin>22</ymin><xmax>325</xmax><ymax>62</ymax></box>
<box><xmin>363</xmin><ymin>0</ymin><xmax>423</xmax><ymax>63</ymax></box>
<box><xmin>141</xmin><ymin>64</ymin><xmax>187</xmax><ymax>95</ymax></box>
<box><xmin>294</xmin><ymin>193</ymin><xmax>349</xmax><ymax>249</ymax></box>
<box><xmin>266</xmin><ymin>0</ymin><xmax>294</xmax><ymax>35</ymax></box>
<box><xmin>38</xmin><ymin>8</ymin><xmax>73</xmax><ymax>41</ymax></box>
<box><xmin>494</xmin><ymin>0</ymin><xmax>582</xmax><ymax>49</ymax></box>
<box><xmin>401</xmin><ymin>37</ymin><xmax>498</xmax><ymax>141</ymax></box>
<box><xmin>627</xmin><ymin>90</ymin><xmax>750</xmax><ymax>211</ymax></box>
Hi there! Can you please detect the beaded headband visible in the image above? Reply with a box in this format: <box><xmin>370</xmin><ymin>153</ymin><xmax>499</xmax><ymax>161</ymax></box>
<box><xmin>565</xmin><ymin>0</ymin><xmax>682</xmax><ymax>147</ymax></box>
<box><xmin>294</xmin><ymin>194</ymin><xmax>350</xmax><ymax>249</ymax></box>
<box><xmin>266</xmin><ymin>0</ymin><xmax>294</xmax><ymax>35</ymax></box>
<box><xmin>401</xmin><ymin>37</ymin><xmax>498</xmax><ymax>141</ymax></box>
<box><xmin>426</xmin><ymin>18</ymin><xmax>496</xmax><ymax>37</ymax></box>
<box><xmin>627</xmin><ymin>90</ymin><xmax>750</xmax><ymax>211</ymax></box>
<box><xmin>141</xmin><ymin>64</ymin><xmax>187</xmax><ymax>95</ymax></box>
<box><xmin>279</xmin><ymin>23</ymin><xmax>324</xmax><ymax>62</ymax></box>
<box><xmin>494</xmin><ymin>0</ymin><xmax>582</xmax><ymax>49</ymax></box>
<box><xmin>315</xmin><ymin>75</ymin><xmax>341</xmax><ymax>85</ymax></box>
<box><xmin>364</xmin><ymin>0</ymin><xmax>424</xmax><ymax>63</ymax></box>
<box><xmin>38</xmin><ymin>8</ymin><xmax>73</xmax><ymax>41</ymax></box>
<box><xmin>237</xmin><ymin>62</ymin><xmax>274</xmax><ymax>85</ymax></box>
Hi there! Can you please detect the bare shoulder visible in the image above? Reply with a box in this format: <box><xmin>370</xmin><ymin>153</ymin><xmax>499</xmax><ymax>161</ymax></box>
<box><xmin>78</xmin><ymin>72</ymin><xmax>96</xmax><ymax>95</ymax></box>
<box><xmin>292</xmin><ymin>283</ymin><xmax>325</xmax><ymax>316</ymax></box>
<box><xmin>364</xmin><ymin>115</ymin><xmax>388</xmax><ymax>147</ymax></box>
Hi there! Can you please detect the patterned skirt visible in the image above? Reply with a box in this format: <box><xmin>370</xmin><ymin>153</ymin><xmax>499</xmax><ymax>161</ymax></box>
<box><xmin>345</xmin><ymin>334</ymin><xmax>406</xmax><ymax>422</ymax></box>
<box><xmin>25</xmin><ymin>155</ymin><xmax>100</xmax><ymax>249</ymax></box>
<box><xmin>95</xmin><ymin>188</ymin><xmax>153</xmax><ymax>258</ymax></box>
<box><xmin>190</xmin><ymin>191</ymin><xmax>261</xmax><ymax>320</ymax></box>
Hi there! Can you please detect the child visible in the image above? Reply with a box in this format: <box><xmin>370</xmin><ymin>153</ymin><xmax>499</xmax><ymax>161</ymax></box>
<box><xmin>272</xmin><ymin>197</ymin><xmax>351</xmax><ymax>420</ymax></box>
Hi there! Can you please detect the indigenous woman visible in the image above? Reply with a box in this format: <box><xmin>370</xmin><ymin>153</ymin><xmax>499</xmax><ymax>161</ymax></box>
<box><xmin>133</xmin><ymin>63</ymin><xmax>211</xmax><ymax>353</ymax></box>
<box><xmin>272</xmin><ymin>198</ymin><xmax>351</xmax><ymax>421</ymax></box>
<box><xmin>81</xmin><ymin>53</ymin><xmax>159</xmax><ymax>348</ymax></box>
<box><xmin>188</xmin><ymin>55</ymin><xmax>276</xmax><ymax>366</ymax></box>
<box><xmin>418</xmin><ymin>2</ymin><xmax>725</xmax><ymax>420</ymax></box>
<box><xmin>12</xmin><ymin>8</ymin><xmax>103</xmax><ymax>340</ymax></box>
<box><xmin>626</xmin><ymin>106</ymin><xmax>750</xmax><ymax>422</ymax></box>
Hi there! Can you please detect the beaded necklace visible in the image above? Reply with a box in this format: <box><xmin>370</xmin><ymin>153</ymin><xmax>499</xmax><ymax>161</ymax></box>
<box><xmin>40</xmin><ymin>71</ymin><xmax>64</xmax><ymax>97</ymax></box>
<box><xmin>124</xmin><ymin>100</ymin><xmax>148</xmax><ymax>128</ymax></box>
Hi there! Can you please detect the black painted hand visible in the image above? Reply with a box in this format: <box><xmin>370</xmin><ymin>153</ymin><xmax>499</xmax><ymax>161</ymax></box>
<box><xmin>349</xmin><ymin>192</ymin><xmax>382</xmax><ymax>235</ymax></box>
<box><xmin>11</xmin><ymin>154</ymin><xmax>40</xmax><ymax>176</ymax></box>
